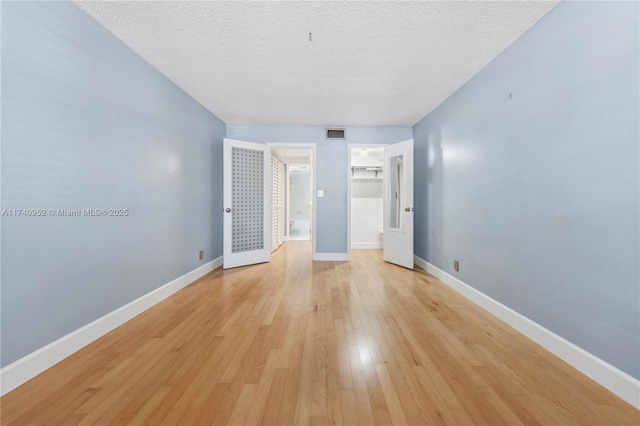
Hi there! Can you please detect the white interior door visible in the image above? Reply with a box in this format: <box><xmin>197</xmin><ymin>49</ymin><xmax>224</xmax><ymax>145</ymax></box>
<box><xmin>270</xmin><ymin>155</ymin><xmax>285</xmax><ymax>252</ymax></box>
<box><xmin>223</xmin><ymin>138</ymin><xmax>271</xmax><ymax>269</ymax></box>
<box><xmin>383</xmin><ymin>139</ymin><xmax>414</xmax><ymax>269</ymax></box>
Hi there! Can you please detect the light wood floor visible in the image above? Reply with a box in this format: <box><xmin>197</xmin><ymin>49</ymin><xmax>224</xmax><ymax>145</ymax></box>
<box><xmin>1</xmin><ymin>242</ymin><xmax>638</xmax><ymax>425</ymax></box>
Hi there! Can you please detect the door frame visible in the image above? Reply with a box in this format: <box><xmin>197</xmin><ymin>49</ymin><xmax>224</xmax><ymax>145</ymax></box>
<box><xmin>347</xmin><ymin>144</ymin><xmax>387</xmax><ymax>259</ymax></box>
<box><xmin>267</xmin><ymin>143</ymin><xmax>317</xmax><ymax>259</ymax></box>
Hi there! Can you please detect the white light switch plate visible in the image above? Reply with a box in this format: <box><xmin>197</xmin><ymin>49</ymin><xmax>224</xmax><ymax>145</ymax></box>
<box><xmin>317</xmin><ymin>190</ymin><xmax>324</xmax><ymax>197</ymax></box>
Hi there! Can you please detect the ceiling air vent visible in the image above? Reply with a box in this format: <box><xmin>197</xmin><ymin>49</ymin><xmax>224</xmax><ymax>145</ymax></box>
<box><xmin>326</xmin><ymin>128</ymin><xmax>346</xmax><ymax>140</ymax></box>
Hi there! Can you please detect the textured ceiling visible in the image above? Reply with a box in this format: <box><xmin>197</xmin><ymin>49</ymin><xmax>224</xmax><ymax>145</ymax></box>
<box><xmin>75</xmin><ymin>1</ymin><xmax>558</xmax><ymax>126</ymax></box>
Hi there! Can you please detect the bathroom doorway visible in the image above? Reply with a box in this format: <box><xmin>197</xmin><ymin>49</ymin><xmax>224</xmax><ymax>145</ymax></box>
<box><xmin>288</xmin><ymin>165</ymin><xmax>311</xmax><ymax>241</ymax></box>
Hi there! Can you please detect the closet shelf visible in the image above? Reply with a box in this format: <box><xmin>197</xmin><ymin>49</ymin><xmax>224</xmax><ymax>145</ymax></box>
<box><xmin>351</xmin><ymin>166</ymin><xmax>383</xmax><ymax>178</ymax></box>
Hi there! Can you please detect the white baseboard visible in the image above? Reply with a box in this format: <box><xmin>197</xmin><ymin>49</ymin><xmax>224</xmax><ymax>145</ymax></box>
<box><xmin>313</xmin><ymin>252</ymin><xmax>350</xmax><ymax>261</ymax></box>
<box><xmin>0</xmin><ymin>256</ymin><xmax>223</xmax><ymax>397</ymax></box>
<box><xmin>414</xmin><ymin>256</ymin><xmax>640</xmax><ymax>410</ymax></box>
<box><xmin>351</xmin><ymin>242</ymin><xmax>382</xmax><ymax>249</ymax></box>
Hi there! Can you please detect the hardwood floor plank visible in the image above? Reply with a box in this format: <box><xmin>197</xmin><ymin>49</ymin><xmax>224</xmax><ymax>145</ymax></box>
<box><xmin>346</xmin><ymin>345</ymin><xmax>376</xmax><ymax>426</ymax></box>
<box><xmin>372</xmin><ymin>406</ymin><xmax>394</xmax><ymax>426</ymax></box>
<box><xmin>274</xmin><ymin>343</ymin><xmax>304</xmax><ymax>426</ymax></box>
<box><xmin>244</xmin><ymin>350</ymin><xmax>281</xmax><ymax>425</ymax></box>
<box><xmin>412</xmin><ymin>365</ymin><xmax>470</xmax><ymax>425</ymax></box>
<box><xmin>340</xmin><ymin>388</ymin><xmax>359</xmax><ymax>426</ymax></box>
<box><xmin>124</xmin><ymin>385</ymin><xmax>172</xmax><ymax>426</ymax></box>
<box><xmin>258</xmin><ymin>368</ymin><xmax>288</xmax><ymax>426</ymax></box>
<box><xmin>374</xmin><ymin>363</ymin><xmax>409</xmax><ymax>426</ymax></box>
<box><xmin>293</xmin><ymin>313</ymin><xmax>316</xmax><ymax>425</ymax></box>
<box><xmin>226</xmin><ymin>383</ymin><xmax>257</xmax><ymax>426</ymax></box>
<box><xmin>1</xmin><ymin>242</ymin><xmax>637</xmax><ymax>425</ymax></box>
<box><xmin>311</xmin><ymin>338</ymin><xmax>327</xmax><ymax>418</ymax></box>
<box><xmin>192</xmin><ymin>382</ymin><xmax>231</xmax><ymax>425</ymax></box>
<box><xmin>334</xmin><ymin>318</ymin><xmax>354</xmax><ymax>389</ymax></box>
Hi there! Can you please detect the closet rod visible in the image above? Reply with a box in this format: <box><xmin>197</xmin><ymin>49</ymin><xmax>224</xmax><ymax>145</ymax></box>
<box><xmin>351</xmin><ymin>166</ymin><xmax>383</xmax><ymax>177</ymax></box>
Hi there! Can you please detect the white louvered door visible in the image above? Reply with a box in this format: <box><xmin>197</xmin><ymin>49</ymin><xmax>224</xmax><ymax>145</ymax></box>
<box><xmin>277</xmin><ymin>162</ymin><xmax>285</xmax><ymax>247</ymax></box>
<box><xmin>271</xmin><ymin>156</ymin><xmax>285</xmax><ymax>252</ymax></box>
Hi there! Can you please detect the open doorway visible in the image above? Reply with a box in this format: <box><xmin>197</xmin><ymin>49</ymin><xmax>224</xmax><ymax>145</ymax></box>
<box><xmin>347</xmin><ymin>140</ymin><xmax>414</xmax><ymax>267</ymax></box>
<box><xmin>288</xmin><ymin>165</ymin><xmax>311</xmax><ymax>240</ymax></box>
<box><xmin>269</xmin><ymin>144</ymin><xmax>316</xmax><ymax>256</ymax></box>
<box><xmin>348</xmin><ymin>145</ymin><xmax>384</xmax><ymax>251</ymax></box>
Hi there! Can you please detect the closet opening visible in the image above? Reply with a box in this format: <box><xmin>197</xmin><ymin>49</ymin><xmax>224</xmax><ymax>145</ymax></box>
<box><xmin>348</xmin><ymin>145</ymin><xmax>384</xmax><ymax>253</ymax></box>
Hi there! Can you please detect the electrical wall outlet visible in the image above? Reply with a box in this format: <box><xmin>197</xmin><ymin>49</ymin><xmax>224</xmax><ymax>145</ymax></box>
<box><xmin>453</xmin><ymin>260</ymin><xmax>459</xmax><ymax>271</ymax></box>
<box><xmin>199</xmin><ymin>250</ymin><xmax>204</xmax><ymax>260</ymax></box>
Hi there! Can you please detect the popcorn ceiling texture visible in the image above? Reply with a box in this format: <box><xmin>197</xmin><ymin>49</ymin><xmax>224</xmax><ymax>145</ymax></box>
<box><xmin>75</xmin><ymin>1</ymin><xmax>558</xmax><ymax>126</ymax></box>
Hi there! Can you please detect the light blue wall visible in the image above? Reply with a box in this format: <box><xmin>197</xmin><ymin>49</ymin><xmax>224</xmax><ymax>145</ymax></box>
<box><xmin>1</xmin><ymin>2</ymin><xmax>226</xmax><ymax>367</ymax></box>
<box><xmin>227</xmin><ymin>126</ymin><xmax>412</xmax><ymax>253</ymax></box>
<box><xmin>413</xmin><ymin>1</ymin><xmax>639</xmax><ymax>379</ymax></box>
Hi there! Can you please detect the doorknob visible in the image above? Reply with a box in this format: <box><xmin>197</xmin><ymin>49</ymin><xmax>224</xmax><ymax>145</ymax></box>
<box><xmin>225</xmin><ymin>208</ymin><xmax>231</xmax><ymax>213</ymax></box>
<box><xmin>405</xmin><ymin>207</ymin><xmax>411</xmax><ymax>212</ymax></box>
